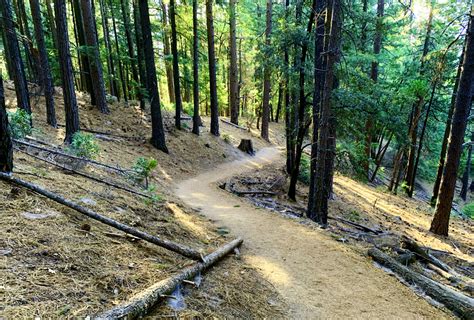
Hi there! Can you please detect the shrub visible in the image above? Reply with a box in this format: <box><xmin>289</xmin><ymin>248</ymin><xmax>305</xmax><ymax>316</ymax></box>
<box><xmin>222</xmin><ymin>133</ymin><xmax>232</xmax><ymax>143</ymax></box>
<box><xmin>463</xmin><ymin>203</ymin><xmax>474</xmax><ymax>219</ymax></box>
<box><xmin>8</xmin><ymin>109</ymin><xmax>32</xmax><ymax>139</ymax></box>
<box><xmin>68</xmin><ymin>132</ymin><xmax>100</xmax><ymax>159</ymax></box>
<box><xmin>298</xmin><ymin>154</ymin><xmax>311</xmax><ymax>185</ymax></box>
<box><xmin>132</xmin><ymin>157</ymin><xmax>158</xmax><ymax>188</ymax></box>
<box><xmin>144</xmin><ymin>185</ymin><xmax>164</xmax><ymax>205</ymax></box>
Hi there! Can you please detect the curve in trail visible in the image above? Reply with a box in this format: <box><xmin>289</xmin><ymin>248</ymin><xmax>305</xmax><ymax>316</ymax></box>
<box><xmin>175</xmin><ymin>147</ymin><xmax>448</xmax><ymax>319</ymax></box>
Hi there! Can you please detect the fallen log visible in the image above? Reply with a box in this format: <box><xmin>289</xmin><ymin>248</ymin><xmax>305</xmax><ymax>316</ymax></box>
<box><xmin>96</xmin><ymin>237</ymin><xmax>243</xmax><ymax>320</ymax></box>
<box><xmin>0</xmin><ymin>173</ymin><xmax>203</xmax><ymax>260</ymax></box>
<box><xmin>401</xmin><ymin>236</ymin><xmax>452</xmax><ymax>272</ymax></box>
<box><xmin>368</xmin><ymin>247</ymin><xmax>474</xmax><ymax>319</ymax></box>
<box><xmin>220</xmin><ymin>118</ymin><xmax>248</xmax><ymax>130</ymax></box>
<box><xmin>231</xmin><ymin>188</ymin><xmax>277</xmax><ymax>196</ymax></box>
<box><xmin>15</xmin><ymin>147</ymin><xmax>152</xmax><ymax>199</ymax></box>
<box><xmin>14</xmin><ymin>139</ymin><xmax>131</xmax><ymax>174</ymax></box>
<box><xmin>329</xmin><ymin>216</ymin><xmax>382</xmax><ymax>234</ymax></box>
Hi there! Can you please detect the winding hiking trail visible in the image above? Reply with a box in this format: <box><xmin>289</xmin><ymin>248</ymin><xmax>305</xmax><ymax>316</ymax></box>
<box><xmin>176</xmin><ymin>147</ymin><xmax>449</xmax><ymax>319</ymax></box>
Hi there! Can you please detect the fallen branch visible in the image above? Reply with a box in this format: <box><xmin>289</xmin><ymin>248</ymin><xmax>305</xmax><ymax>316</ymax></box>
<box><xmin>15</xmin><ymin>147</ymin><xmax>152</xmax><ymax>199</ymax></box>
<box><xmin>329</xmin><ymin>216</ymin><xmax>382</xmax><ymax>234</ymax></box>
<box><xmin>0</xmin><ymin>173</ymin><xmax>203</xmax><ymax>260</ymax></box>
<box><xmin>221</xmin><ymin>118</ymin><xmax>248</xmax><ymax>130</ymax></box>
<box><xmin>96</xmin><ymin>237</ymin><xmax>243</xmax><ymax>320</ymax></box>
<box><xmin>14</xmin><ymin>139</ymin><xmax>131</xmax><ymax>174</ymax></box>
<box><xmin>231</xmin><ymin>188</ymin><xmax>278</xmax><ymax>196</ymax></box>
<box><xmin>402</xmin><ymin>236</ymin><xmax>451</xmax><ymax>273</ymax></box>
<box><xmin>368</xmin><ymin>247</ymin><xmax>474</xmax><ymax>319</ymax></box>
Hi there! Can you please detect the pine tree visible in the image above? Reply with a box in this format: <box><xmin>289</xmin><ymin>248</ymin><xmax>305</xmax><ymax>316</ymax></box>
<box><xmin>206</xmin><ymin>0</ymin><xmax>219</xmax><ymax>136</ymax></box>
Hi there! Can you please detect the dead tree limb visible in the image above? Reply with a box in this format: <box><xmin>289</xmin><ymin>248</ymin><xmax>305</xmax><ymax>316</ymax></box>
<box><xmin>368</xmin><ymin>247</ymin><xmax>474</xmax><ymax>319</ymax></box>
<box><xmin>14</xmin><ymin>139</ymin><xmax>131</xmax><ymax>174</ymax></box>
<box><xmin>96</xmin><ymin>237</ymin><xmax>243</xmax><ymax>320</ymax></box>
<box><xmin>329</xmin><ymin>216</ymin><xmax>382</xmax><ymax>234</ymax></box>
<box><xmin>231</xmin><ymin>187</ymin><xmax>277</xmax><ymax>196</ymax></box>
<box><xmin>221</xmin><ymin>118</ymin><xmax>248</xmax><ymax>130</ymax></box>
<box><xmin>15</xmin><ymin>147</ymin><xmax>152</xmax><ymax>199</ymax></box>
<box><xmin>0</xmin><ymin>173</ymin><xmax>203</xmax><ymax>260</ymax></box>
<box><xmin>402</xmin><ymin>236</ymin><xmax>451</xmax><ymax>273</ymax></box>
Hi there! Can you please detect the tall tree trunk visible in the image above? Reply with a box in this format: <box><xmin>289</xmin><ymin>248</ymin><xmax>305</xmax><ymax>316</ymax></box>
<box><xmin>161</xmin><ymin>1</ymin><xmax>175</xmax><ymax>104</ymax></box>
<box><xmin>16</xmin><ymin>0</ymin><xmax>39</xmax><ymax>84</ymax></box>
<box><xmin>364</xmin><ymin>0</ymin><xmax>384</xmax><ymax>177</ymax></box>
<box><xmin>45</xmin><ymin>0</ymin><xmax>58</xmax><ymax>56</ymax></box>
<box><xmin>0</xmin><ymin>0</ymin><xmax>31</xmax><ymax>115</ymax></box>
<box><xmin>99</xmin><ymin>0</ymin><xmax>118</xmax><ymax>97</ymax></box>
<box><xmin>284</xmin><ymin>0</ymin><xmax>292</xmax><ymax>174</ymax></box>
<box><xmin>430</xmin><ymin>10</ymin><xmax>474</xmax><ymax>236</ymax></box>
<box><xmin>54</xmin><ymin>0</ymin><xmax>80</xmax><ymax>143</ymax></box>
<box><xmin>110</xmin><ymin>0</ymin><xmax>127</xmax><ymax>102</ymax></box>
<box><xmin>460</xmin><ymin>134</ymin><xmax>473</xmax><ymax>201</ymax></box>
<box><xmin>29</xmin><ymin>0</ymin><xmax>57</xmax><ymax>127</ymax></box>
<box><xmin>133</xmin><ymin>0</ymin><xmax>146</xmax><ymax>109</ymax></box>
<box><xmin>229</xmin><ymin>0</ymin><xmax>239</xmax><ymax>125</ymax></box>
<box><xmin>206</xmin><ymin>0</ymin><xmax>219</xmax><ymax>136</ymax></box>
<box><xmin>1</xmin><ymin>24</ymin><xmax>15</xmax><ymax>80</ymax></box>
<box><xmin>260</xmin><ymin>0</ymin><xmax>272</xmax><ymax>141</ymax></box>
<box><xmin>432</xmin><ymin>42</ymin><xmax>465</xmax><ymax>204</ymax></box>
<box><xmin>139</xmin><ymin>0</ymin><xmax>168</xmax><ymax>153</ymax></box>
<box><xmin>73</xmin><ymin>0</ymin><xmax>95</xmax><ymax>104</ymax></box>
<box><xmin>311</xmin><ymin>0</ymin><xmax>341</xmax><ymax>225</ymax></box>
<box><xmin>275</xmin><ymin>82</ymin><xmax>282</xmax><ymax>123</ymax></box>
<box><xmin>169</xmin><ymin>0</ymin><xmax>182</xmax><ymax>129</ymax></box>
<box><xmin>80</xmin><ymin>0</ymin><xmax>109</xmax><ymax>114</ymax></box>
<box><xmin>120</xmin><ymin>0</ymin><xmax>139</xmax><ymax>99</ymax></box>
<box><xmin>405</xmin><ymin>2</ymin><xmax>434</xmax><ymax>197</ymax></box>
<box><xmin>288</xmin><ymin>0</ymin><xmax>317</xmax><ymax>201</ymax></box>
<box><xmin>0</xmin><ymin>76</ymin><xmax>13</xmax><ymax>173</ymax></box>
<box><xmin>192</xmin><ymin>0</ymin><xmax>200</xmax><ymax>135</ymax></box>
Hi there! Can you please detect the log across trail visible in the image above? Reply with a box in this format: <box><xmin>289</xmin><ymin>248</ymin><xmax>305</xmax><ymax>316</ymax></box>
<box><xmin>0</xmin><ymin>173</ymin><xmax>203</xmax><ymax>260</ymax></box>
<box><xmin>174</xmin><ymin>147</ymin><xmax>450</xmax><ymax>318</ymax></box>
<box><xmin>96</xmin><ymin>238</ymin><xmax>243</xmax><ymax>319</ymax></box>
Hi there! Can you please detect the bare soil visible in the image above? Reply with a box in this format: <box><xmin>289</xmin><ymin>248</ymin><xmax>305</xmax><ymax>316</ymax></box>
<box><xmin>175</xmin><ymin>147</ymin><xmax>458</xmax><ymax>319</ymax></box>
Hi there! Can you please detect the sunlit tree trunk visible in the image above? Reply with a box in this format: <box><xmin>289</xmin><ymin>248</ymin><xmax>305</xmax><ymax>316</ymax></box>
<box><xmin>192</xmin><ymin>0</ymin><xmax>200</xmax><ymax>135</ymax></box>
<box><xmin>229</xmin><ymin>0</ymin><xmax>239</xmax><ymax>125</ymax></box>
<box><xmin>431</xmin><ymin>9</ymin><xmax>474</xmax><ymax>236</ymax></box>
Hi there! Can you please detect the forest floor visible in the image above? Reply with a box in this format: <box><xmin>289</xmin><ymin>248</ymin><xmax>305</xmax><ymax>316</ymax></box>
<box><xmin>1</xmin><ymin>82</ymin><xmax>472</xmax><ymax>318</ymax></box>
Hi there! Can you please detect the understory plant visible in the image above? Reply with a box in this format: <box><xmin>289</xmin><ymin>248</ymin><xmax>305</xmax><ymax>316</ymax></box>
<box><xmin>68</xmin><ymin>132</ymin><xmax>100</xmax><ymax>159</ymax></box>
<box><xmin>132</xmin><ymin>157</ymin><xmax>158</xmax><ymax>188</ymax></box>
<box><xmin>8</xmin><ymin>109</ymin><xmax>32</xmax><ymax>139</ymax></box>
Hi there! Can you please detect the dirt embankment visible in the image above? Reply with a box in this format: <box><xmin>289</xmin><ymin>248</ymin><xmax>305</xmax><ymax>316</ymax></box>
<box><xmin>1</xmin><ymin>83</ymin><xmax>286</xmax><ymax>318</ymax></box>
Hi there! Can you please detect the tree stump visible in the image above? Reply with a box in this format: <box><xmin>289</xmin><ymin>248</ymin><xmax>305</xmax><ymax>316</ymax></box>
<box><xmin>238</xmin><ymin>139</ymin><xmax>255</xmax><ymax>155</ymax></box>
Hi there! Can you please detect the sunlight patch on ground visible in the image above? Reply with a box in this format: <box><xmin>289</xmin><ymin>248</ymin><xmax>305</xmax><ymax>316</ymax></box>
<box><xmin>245</xmin><ymin>255</ymin><xmax>291</xmax><ymax>287</ymax></box>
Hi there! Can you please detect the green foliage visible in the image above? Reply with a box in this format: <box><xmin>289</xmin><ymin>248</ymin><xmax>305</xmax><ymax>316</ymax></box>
<box><xmin>144</xmin><ymin>185</ymin><xmax>164</xmax><ymax>205</ymax></box>
<box><xmin>132</xmin><ymin>157</ymin><xmax>158</xmax><ymax>188</ymax></box>
<box><xmin>222</xmin><ymin>133</ymin><xmax>232</xmax><ymax>143</ymax></box>
<box><xmin>298</xmin><ymin>154</ymin><xmax>310</xmax><ymax>185</ymax></box>
<box><xmin>8</xmin><ymin>109</ymin><xmax>32</xmax><ymax>139</ymax></box>
<box><xmin>68</xmin><ymin>132</ymin><xmax>100</xmax><ymax>159</ymax></box>
<box><xmin>462</xmin><ymin>203</ymin><xmax>474</xmax><ymax>219</ymax></box>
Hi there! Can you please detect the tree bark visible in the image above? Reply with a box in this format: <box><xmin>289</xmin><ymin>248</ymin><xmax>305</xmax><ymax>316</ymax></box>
<box><xmin>206</xmin><ymin>0</ymin><xmax>219</xmax><ymax>136</ymax></box>
<box><xmin>460</xmin><ymin>133</ymin><xmax>473</xmax><ymax>201</ymax></box>
<box><xmin>311</xmin><ymin>0</ymin><xmax>341</xmax><ymax>225</ymax></box>
<box><xmin>54</xmin><ymin>0</ymin><xmax>80</xmax><ymax>143</ymax></box>
<box><xmin>29</xmin><ymin>0</ymin><xmax>57</xmax><ymax>127</ymax></box>
<box><xmin>368</xmin><ymin>247</ymin><xmax>474</xmax><ymax>319</ymax></box>
<box><xmin>432</xmin><ymin>42</ymin><xmax>465</xmax><ymax>204</ymax></box>
<box><xmin>169</xmin><ymin>0</ymin><xmax>182</xmax><ymax>129</ymax></box>
<box><xmin>80</xmin><ymin>0</ymin><xmax>109</xmax><ymax>113</ymax></box>
<box><xmin>139</xmin><ymin>0</ymin><xmax>168</xmax><ymax>153</ymax></box>
<box><xmin>96</xmin><ymin>238</ymin><xmax>243</xmax><ymax>320</ymax></box>
<box><xmin>161</xmin><ymin>1</ymin><xmax>175</xmax><ymax>105</ymax></box>
<box><xmin>99</xmin><ymin>0</ymin><xmax>118</xmax><ymax>97</ymax></box>
<box><xmin>0</xmin><ymin>0</ymin><xmax>31</xmax><ymax>114</ymax></box>
<box><xmin>192</xmin><ymin>0</ymin><xmax>200</xmax><ymax>135</ymax></box>
<box><xmin>0</xmin><ymin>76</ymin><xmax>13</xmax><ymax>173</ymax></box>
<box><xmin>431</xmin><ymin>10</ymin><xmax>474</xmax><ymax>236</ymax></box>
<box><xmin>120</xmin><ymin>0</ymin><xmax>139</xmax><ymax>99</ymax></box>
<box><xmin>229</xmin><ymin>0</ymin><xmax>239</xmax><ymax>125</ymax></box>
<box><xmin>260</xmin><ymin>0</ymin><xmax>272</xmax><ymax>141</ymax></box>
<box><xmin>110</xmin><ymin>0</ymin><xmax>127</xmax><ymax>102</ymax></box>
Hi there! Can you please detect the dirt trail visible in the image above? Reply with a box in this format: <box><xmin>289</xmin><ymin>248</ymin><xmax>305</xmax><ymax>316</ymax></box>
<box><xmin>175</xmin><ymin>147</ymin><xmax>449</xmax><ymax>319</ymax></box>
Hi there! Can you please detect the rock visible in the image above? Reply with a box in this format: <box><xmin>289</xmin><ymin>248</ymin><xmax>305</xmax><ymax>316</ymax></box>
<box><xmin>0</xmin><ymin>248</ymin><xmax>12</xmax><ymax>256</ymax></box>
<box><xmin>21</xmin><ymin>210</ymin><xmax>59</xmax><ymax>220</ymax></box>
<box><xmin>80</xmin><ymin>197</ymin><xmax>97</xmax><ymax>206</ymax></box>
